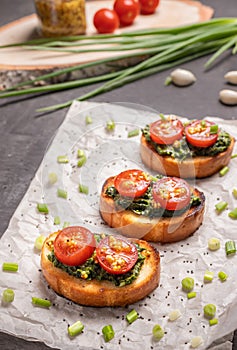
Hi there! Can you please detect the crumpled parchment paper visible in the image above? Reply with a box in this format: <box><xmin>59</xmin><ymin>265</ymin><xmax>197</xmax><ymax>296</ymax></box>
<box><xmin>0</xmin><ymin>101</ymin><xmax>237</xmax><ymax>350</ymax></box>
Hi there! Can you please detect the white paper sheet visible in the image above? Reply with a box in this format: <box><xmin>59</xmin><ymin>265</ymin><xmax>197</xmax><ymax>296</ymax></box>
<box><xmin>0</xmin><ymin>101</ymin><xmax>237</xmax><ymax>350</ymax></box>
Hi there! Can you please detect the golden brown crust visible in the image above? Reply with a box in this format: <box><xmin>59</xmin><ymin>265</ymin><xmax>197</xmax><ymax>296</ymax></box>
<box><xmin>100</xmin><ymin>177</ymin><xmax>205</xmax><ymax>243</ymax></box>
<box><xmin>140</xmin><ymin>134</ymin><xmax>235</xmax><ymax>178</ymax></box>
<box><xmin>41</xmin><ymin>232</ymin><xmax>160</xmax><ymax>307</ymax></box>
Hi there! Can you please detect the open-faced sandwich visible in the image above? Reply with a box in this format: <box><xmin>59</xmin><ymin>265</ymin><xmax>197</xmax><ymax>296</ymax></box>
<box><xmin>140</xmin><ymin>115</ymin><xmax>235</xmax><ymax>178</ymax></box>
<box><xmin>100</xmin><ymin>169</ymin><xmax>205</xmax><ymax>243</ymax></box>
<box><xmin>41</xmin><ymin>226</ymin><xmax>160</xmax><ymax>307</ymax></box>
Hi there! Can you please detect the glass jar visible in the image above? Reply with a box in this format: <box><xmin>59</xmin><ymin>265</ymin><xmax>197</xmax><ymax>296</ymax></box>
<box><xmin>34</xmin><ymin>0</ymin><xmax>87</xmax><ymax>37</ymax></box>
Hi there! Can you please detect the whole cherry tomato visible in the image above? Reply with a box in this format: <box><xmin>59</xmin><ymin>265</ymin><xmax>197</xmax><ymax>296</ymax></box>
<box><xmin>113</xmin><ymin>0</ymin><xmax>140</xmax><ymax>26</ymax></box>
<box><xmin>93</xmin><ymin>8</ymin><xmax>120</xmax><ymax>34</ymax></box>
<box><xmin>139</xmin><ymin>0</ymin><xmax>160</xmax><ymax>15</ymax></box>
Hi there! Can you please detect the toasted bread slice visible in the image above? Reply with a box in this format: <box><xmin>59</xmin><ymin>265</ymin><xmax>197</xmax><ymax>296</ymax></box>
<box><xmin>140</xmin><ymin>134</ymin><xmax>235</xmax><ymax>178</ymax></box>
<box><xmin>41</xmin><ymin>232</ymin><xmax>160</xmax><ymax>307</ymax></box>
<box><xmin>100</xmin><ymin>176</ymin><xmax>205</xmax><ymax>243</ymax></box>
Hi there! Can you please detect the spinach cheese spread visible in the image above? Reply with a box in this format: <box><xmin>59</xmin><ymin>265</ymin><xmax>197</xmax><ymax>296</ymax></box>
<box><xmin>47</xmin><ymin>239</ymin><xmax>146</xmax><ymax>287</ymax></box>
<box><xmin>142</xmin><ymin>124</ymin><xmax>231</xmax><ymax>161</ymax></box>
<box><xmin>105</xmin><ymin>179</ymin><xmax>201</xmax><ymax>218</ymax></box>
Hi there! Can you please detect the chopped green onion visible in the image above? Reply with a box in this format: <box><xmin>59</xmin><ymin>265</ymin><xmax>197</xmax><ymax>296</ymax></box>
<box><xmin>187</xmin><ymin>291</ymin><xmax>197</xmax><ymax>299</ymax></box>
<box><xmin>219</xmin><ymin>166</ymin><xmax>229</xmax><ymax>177</ymax></box>
<box><xmin>68</xmin><ymin>320</ymin><xmax>84</xmax><ymax>337</ymax></box>
<box><xmin>126</xmin><ymin>309</ymin><xmax>138</xmax><ymax>324</ymax></box>
<box><xmin>2</xmin><ymin>289</ymin><xmax>15</xmax><ymax>303</ymax></box>
<box><xmin>34</xmin><ymin>235</ymin><xmax>46</xmax><ymax>250</ymax></box>
<box><xmin>225</xmin><ymin>240</ymin><xmax>236</xmax><ymax>255</ymax></box>
<box><xmin>54</xmin><ymin>216</ymin><xmax>61</xmax><ymax>225</ymax></box>
<box><xmin>181</xmin><ymin>277</ymin><xmax>194</xmax><ymax>292</ymax></box>
<box><xmin>102</xmin><ymin>325</ymin><xmax>115</xmax><ymax>342</ymax></box>
<box><xmin>77</xmin><ymin>155</ymin><xmax>87</xmax><ymax>167</ymax></box>
<box><xmin>2</xmin><ymin>262</ymin><xmax>18</xmax><ymax>272</ymax></box>
<box><xmin>32</xmin><ymin>297</ymin><xmax>51</xmax><ymax>308</ymax></box>
<box><xmin>48</xmin><ymin>172</ymin><xmax>58</xmax><ymax>184</ymax></box>
<box><xmin>215</xmin><ymin>201</ymin><xmax>228</xmax><ymax>212</ymax></box>
<box><xmin>159</xmin><ymin>113</ymin><xmax>166</xmax><ymax>120</ymax></box>
<box><xmin>232</xmin><ymin>188</ymin><xmax>237</xmax><ymax>199</ymax></box>
<box><xmin>201</xmin><ymin>120</ymin><xmax>206</xmax><ymax>127</ymax></box>
<box><xmin>57</xmin><ymin>155</ymin><xmax>69</xmax><ymax>164</ymax></box>
<box><xmin>77</xmin><ymin>149</ymin><xmax>85</xmax><ymax>158</ymax></box>
<box><xmin>152</xmin><ymin>324</ymin><xmax>164</xmax><ymax>340</ymax></box>
<box><xmin>203</xmin><ymin>303</ymin><xmax>216</xmax><ymax>319</ymax></box>
<box><xmin>209</xmin><ymin>124</ymin><xmax>218</xmax><ymax>134</ymax></box>
<box><xmin>127</xmin><ymin>129</ymin><xmax>140</xmax><ymax>138</ymax></box>
<box><xmin>204</xmin><ymin>270</ymin><xmax>214</xmax><ymax>283</ymax></box>
<box><xmin>209</xmin><ymin>318</ymin><xmax>218</xmax><ymax>326</ymax></box>
<box><xmin>106</xmin><ymin>120</ymin><xmax>115</xmax><ymax>131</ymax></box>
<box><xmin>164</xmin><ymin>76</ymin><xmax>172</xmax><ymax>86</ymax></box>
<box><xmin>57</xmin><ymin>188</ymin><xmax>68</xmax><ymax>199</ymax></box>
<box><xmin>63</xmin><ymin>221</ymin><xmax>70</xmax><ymax>228</ymax></box>
<box><xmin>85</xmin><ymin>115</ymin><xmax>92</xmax><ymax>124</ymax></box>
<box><xmin>218</xmin><ymin>271</ymin><xmax>228</xmax><ymax>281</ymax></box>
<box><xmin>37</xmin><ymin>203</ymin><xmax>49</xmax><ymax>214</ymax></box>
<box><xmin>231</xmin><ymin>153</ymin><xmax>237</xmax><ymax>159</ymax></box>
<box><xmin>78</xmin><ymin>183</ymin><xmax>89</xmax><ymax>195</ymax></box>
<box><xmin>228</xmin><ymin>208</ymin><xmax>237</xmax><ymax>219</ymax></box>
<box><xmin>208</xmin><ymin>237</ymin><xmax>221</xmax><ymax>251</ymax></box>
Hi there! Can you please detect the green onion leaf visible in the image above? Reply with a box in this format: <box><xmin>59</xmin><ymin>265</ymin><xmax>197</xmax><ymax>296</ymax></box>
<box><xmin>228</xmin><ymin>208</ymin><xmax>237</xmax><ymax>219</ymax></box>
<box><xmin>32</xmin><ymin>297</ymin><xmax>51</xmax><ymax>308</ymax></box>
<box><xmin>68</xmin><ymin>320</ymin><xmax>84</xmax><ymax>337</ymax></box>
<box><xmin>102</xmin><ymin>325</ymin><xmax>115</xmax><ymax>342</ymax></box>
<box><xmin>164</xmin><ymin>76</ymin><xmax>172</xmax><ymax>86</ymax></box>
<box><xmin>225</xmin><ymin>240</ymin><xmax>236</xmax><ymax>255</ymax></box>
<box><xmin>152</xmin><ymin>324</ymin><xmax>164</xmax><ymax>340</ymax></box>
<box><xmin>2</xmin><ymin>262</ymin><xmax>18</xmax><ymax>272</ymax></box>
<box><xmin>57</xmin><ymin>188</ymin><xmax>68</xmax><ymax>199</ymax></box>
<box><xmin>126</xmin><ymin>309</ymin><xmax>138</xmax><ymax>324</ymax></box>
<box><xmin>127</xmin><ymin>129</ymin><xmax>140</xmax><ymax>138</ymax></box>
<box><xmin>57</xmin><ymin>155</ymin><xmax>69</xmax><ymax>164</ymax></box>
<box><xmin>2</xmin><ymin>289</ymin><xmax>15</xmax><ymax>303</ymax></box>
<box><xmin>37</xmin><ymin>203</ymin><xmax>49</xmax><ymax>214</ymax></box>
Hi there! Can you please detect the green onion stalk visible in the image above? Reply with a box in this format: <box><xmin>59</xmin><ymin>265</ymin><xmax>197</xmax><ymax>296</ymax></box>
<box><xmin>1</xmin><ymin>18</ymin><xmax>237</xmax><ymax>112</ymax></box>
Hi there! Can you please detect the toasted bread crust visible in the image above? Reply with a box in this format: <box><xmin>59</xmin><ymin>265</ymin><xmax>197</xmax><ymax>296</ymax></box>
<box><xmin>140</xmin><ymin>134</ymin><xmax>235</xmax><ymax>178</ymax></box>
<box><xmin>41</xmin><ymin>232</ymin><xmax>160</xmax><ymax>307</ymax></box>
<box><xmin>100</xmin><ymin>176</ymin><xmax>205</xmax><ymax>243</ymax></box>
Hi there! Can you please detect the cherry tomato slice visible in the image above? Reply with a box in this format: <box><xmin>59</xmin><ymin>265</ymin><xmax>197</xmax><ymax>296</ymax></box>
<box><xmin>114</xmin><ymin>169</ymin><xmax>150</xmax><ymax>198</ymax></box>
<box><xmin>96</xmin><ymin>235</ymin><xmax>138</xmax><ymax>274</ymax></box>
<box><xmin>150</xmin><ymin>117</ymin><xmax>184</xmax><ymax>145</ymax></box>
<box><xmin>93</xmin><ymin>9</ymin><xmax>119</xmax><ymax>34</ymax></box>
<box><xmin>139</xmin><ymin>0</ymin><xmax>160</xmax><ymax>14</ymax></box>
<box><xmin>113</xmin><ymin>0</ymin><xmax>140</xmax><ymax>26</ymax></box>
<box><xmin>152</xmin><ymin>177</ymin><xmax>191</xmax><ymax>211</ymax></box>
<box><xmin>54</xmin><ymin>226</ymin><xmax>96</xmax><ymax>266</ymax></box>
<box><xmin>185</xmin><ymin>120</ymin><xmax>218</xmax><ymax>148</ymax></box>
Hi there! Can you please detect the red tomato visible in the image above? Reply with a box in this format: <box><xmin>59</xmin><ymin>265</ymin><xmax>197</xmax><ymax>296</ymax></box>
<box><xmin>96</xmin><ymin>235</ymin><xmax>138</xmax><ymax>274</ymax></box>
<box><xmin>185</xmin><ymin>120</ymin><xmax>218</xmax><ymax>148</ymax></box>
<box><xmin>150</xmin><ymin>117</ymin><xmax>184</xmax><ymax>145</ymax></box>
<box><xmin>114</xmin><ymin>169</ymin><xmax>150</xmax><ymax>198</ymax></box>
<box><xmin>152</xmin><ymin>177</ymin><xmax>191</xmax><ymax>211</ymax></box>
<box><xmin>93</xmin><ymin>8</ymin><xmax>119</xmax><ymax>34</ymax></box>
<box><xmin>113</xmin><ymin>0</ymin><xmax>140</xmax><ymax>26</ymax></box>
<box><xmin>54</xmin><ymin>226</ymin><xmax>96</xmax><ymax>266</ymax></box>
<box><xmin>139</xmin><ymin>0</ymin><xmax>160</xmax><ymax>14</ymax></box>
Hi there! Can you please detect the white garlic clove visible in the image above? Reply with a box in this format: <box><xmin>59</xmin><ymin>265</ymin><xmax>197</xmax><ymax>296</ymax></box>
<box><xmin>219</xmin><ymin>89</ymin><xmax>237</xmax><ymax>105</ymax></box>
<box><xmin>224</xmin><ymin>71</ymin><xmax>237</xmax><ymax>85</ymax></box>
<box><xmin>170</xmin><ymin>68</ymin><xmax>196</xmax><ymax>86</ymax></box>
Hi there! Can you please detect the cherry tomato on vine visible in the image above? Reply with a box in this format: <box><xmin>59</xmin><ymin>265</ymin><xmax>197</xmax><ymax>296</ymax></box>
<box><xmin>54</xmin><ymin>226</ymin><xmax>96</xmax><ymax>266</ymax></box>
<box><xmin>96</xmin><ymin>235</ymin><xmax>138</xmax><ymax>274</ymax></box>
<box><xmin>139</xmin><ymin>0</ymin><xmax>160</xmax><ymax>15</ymax></box>
<box><xmin>150</xmin><ymin>117</ymin><xmax>184</xmax><ymax>145</ymax></box>
<box><xmin>113</xmin><ymin>0</ymin><xmax>140</xmax><ymax>26</ymax></box>
<box><xmin>93</xmin><ymin>8</ymin><xmax>120</xmax><ymax>34</ymax></box>
<box><xmin>152</xmin><ymin>177</ymin><xmax>191</xmax><ymax>211</ymax></box>
<box><xmin>185</xmin><ymin>120</ymin><xmax>219</xmax><ymax>148</ymax></box>
<box><xmin>114</xmin><ymin>169</ymin><xmax>150</xmax><ymax>198</ymax></box>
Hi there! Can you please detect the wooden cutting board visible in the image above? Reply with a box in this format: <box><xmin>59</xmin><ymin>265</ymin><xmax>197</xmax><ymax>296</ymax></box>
<box><xmin>0</xmin><ymin>0</ymin><xmax>213</xmax><ymax>89</ymax></box>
